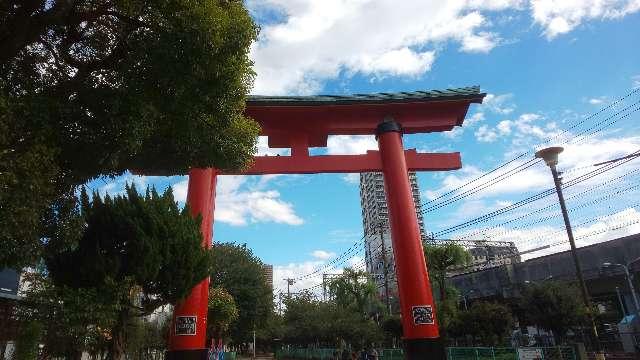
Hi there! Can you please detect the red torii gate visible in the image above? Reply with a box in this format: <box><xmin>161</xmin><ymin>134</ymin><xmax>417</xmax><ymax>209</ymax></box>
<box><xmin>166</xmin><ymin>86</ymin><xmax>485</xmax><ymax>360</ymax></box>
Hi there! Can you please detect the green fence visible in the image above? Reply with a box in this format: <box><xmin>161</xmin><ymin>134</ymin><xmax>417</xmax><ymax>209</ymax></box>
<box><xmin>275</xmin><ymin>348</ymin><xmax>404</xmax><ymax>360</ymax></box>
<box><xmin>223</xmin><ymin>351</ymin><xmax>237</xmax><ymax>360</ymax></box>
<box><xmin>277</xmin><ymin>347</ymin><xmax>574</xmax><ymax>360</ymax></box>
<box><xmin>447</xmin><ymin>347</ymin><xmax>576</xmax><ymax>360</ymax></box>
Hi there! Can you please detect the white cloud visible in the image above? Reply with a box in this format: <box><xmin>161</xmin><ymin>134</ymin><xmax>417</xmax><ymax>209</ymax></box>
<box><xmin>632</xmin><ymin>75</ymin><xmax>640</xmax><ymax>89</ymax></box>
<box><xmin>497</xmin><ymin>120</ymin><xmax>512</xmax><ymax>134</ymax></box>
<box><xmin>474</xmin><ymin>112</ymin><xmax>555</xmax><ymax>145</ymax></box>
<box><xmin>588</xmin><ymin>96</ymin><xmax>608</xmax><ymax>105</ymax></box>
<box><xmin>443</xmin><ymin>126</ymin><xmax>465</xmax><ymax>139</ymax></box>
<box><xmin>482</xmin><ymin>93</ymin><xmax>516</xmax><ymax>114</ymax></box>
<box><xmin>589</xmin><ymin>98</ymin><xmax>603</xmax><ymax>105</ymax></box>
<box><xmin>172</xmin><ymin>175</ymin><xmax>304</xmax><ymax>226</ymax></box>
<box><xmin>530</xmin><ymin>0</ymin><xmax>640</xmax><ymax>39</ymax></box>
<box><xmin>475</xmin><ymin>125</ymin><xmax>499</xmax><ymax>142</ymax></box>
<box><xmin>461</xmin><ymin>31</ymin><xmax>500</xmax><ymax>53</ymax></box>
<box><xmin>257</xmin><ymin>136</ymin><xmax>290</xmax><ymax>156</ymax></box>
<box><xmin>95</xmin><ymin>172</ymin><xmax>148</xmax><ymax>197</ymax></box>
<box><xmin>250</xmin><ymin>2</ymin><xmax>505</xmax><ymax>94</ymax></box>
<box><xmin>311</xmin><ymin>250</ymin><xmax>336</xmax><ymax>260</ymax></box>
<box><xmin>327</xmin><ymin>135</ymin><xmax>378</xmax><ymax>155</ymax></box>
<box><xmin>467</xmin><ymin>112</ymin><xmax>486</xmax><ymax>125</ymax></box>
<box><xmin>249</xmin><ymin>2</ymin><xmax>640</xmax><ymax>94</ymax></box>
<box><xmin>352</xmin><ymin>47</ymin><xmax>435</xmax><ymax>77</ymax></box>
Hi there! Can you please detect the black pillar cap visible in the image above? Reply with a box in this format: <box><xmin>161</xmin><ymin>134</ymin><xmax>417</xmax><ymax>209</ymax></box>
<box><xmin>403</xmin><ymin>338</ymin><xmax>446</xmax><ymax>360</ymax></box>
<box><xmin>376</xmin><ymin>118</ymin><xmax>402</xmax><ymax>136</ymax></box>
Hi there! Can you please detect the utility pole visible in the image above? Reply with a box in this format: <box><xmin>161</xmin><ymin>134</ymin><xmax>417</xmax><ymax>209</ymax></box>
<box><xmin>380</xmin><ymin>223</ymin><xmax>392</xmax><ymax>315</ymax></box>
<box><xmin>285</xmin><ymin>278</ymin><xmax>295</xmax><ymax>298</ymax></box>
<box><xmin>323</xmin><ymin>273</ymin><xmax>327</xmax><ymax>301</ymax></box>
<box><xmin>616</xmin><ymin>287</ymin><xmax>627</xmax><ymax>317</ymax></box>
<box><xmin>536</xmin><ymin>147</ymin><xmax>603</xmax><ymax>359</ymax></box>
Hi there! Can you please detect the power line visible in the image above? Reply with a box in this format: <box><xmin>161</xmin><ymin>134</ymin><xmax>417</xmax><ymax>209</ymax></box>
<box><xmin>455</xmin><ymin>169</ymin><xmax>640</xmax><ymax>241</ymax></box>
<box><xmin>433</xmin><ymin>149</ymin><xmax>640</xmax><ymax>237</ymax></box>
<box><xmin>417</xmin><ymin>89</ymin><xmax>640</xmax><ymax>214</ymax></box>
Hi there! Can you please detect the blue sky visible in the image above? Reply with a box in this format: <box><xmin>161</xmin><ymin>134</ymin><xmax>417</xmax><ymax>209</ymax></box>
<box><xmin>90</xmin><ymin>1</ymin><xmax>640</xmax><ymax>295</ymax></box>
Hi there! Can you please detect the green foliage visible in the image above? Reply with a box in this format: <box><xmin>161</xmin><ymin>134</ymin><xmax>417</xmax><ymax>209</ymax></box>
<box><xmin>423</xmin><ymin>242</ymin><xmax>472</xmax><ymax>300</ymax></box>
<box><xmin>452</xmin><ymin>302</ymin><xmax>514</xmax><ymax>346</ymax></box>
<box><xmin>381</xmin><ymin>315</ymin><xmax>403</xmax><ymax>338</ymax></box>
<box><xmin>12</xmin><ymin>321</ymin><xmax>43</xmax><ymax>360</ymax></box>
<box><xmin>44</xmin><ymin>184</ymin><xmax>213</xmax><ymax>359</ymax></box>
<box><xmin>520</xmin><ymin>281</ymin><xmax>588</xmax><ymax>342</ymax></box>
<box><xmin>210</xmin><ymin>243</ymin><xmax>273</xmax><ymax>343</ymax></box>
<box><xmin>283</xmin><ymin>293</ymin><xmax>383</xmax><ymax>348</ymax></box>
<box><xmin>208</xmin><ymin>287</ymin><xmax>239</xmax><ymax>340</ymax></box>
<box><xmin>328</xmin><ymin>267</ymin><xmax>383</xmax><ymax>316</ymax></box>
<box><xmin>0</xmin><ymin>0</ymin><xmax>260</xmax><ymax>269</ymax></box>
<box><xmin>423</xmin><ymin>242</ymin><xmax>471</xmax><ymax>337</ymax></box>
<box><xmin>17</xmin><ymin>270</ymin><xmax>116</xmax><ymax>359</ymax></box>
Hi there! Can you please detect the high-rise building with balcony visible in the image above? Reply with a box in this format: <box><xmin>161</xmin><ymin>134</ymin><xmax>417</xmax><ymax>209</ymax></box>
<box><xmin>359</xmin><ymin>172</ymin><xmax>425</xmax><ymax>301</ymax></box>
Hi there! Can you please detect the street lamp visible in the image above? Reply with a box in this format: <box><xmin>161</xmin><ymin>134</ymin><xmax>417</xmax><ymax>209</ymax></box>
<box><xmin>461</xmin><ymin>289</ymin><xmax>475</xmax><ymax>310</ymax></box>
<box><xmin>535</xmin><ymin>146</ymin><xmax>603</xmax><ymax>357</ymax></box>
<box><xmin>602</xmin><ymin>262</ymin><xmax>640</xmax><ymax>314</ymax></box>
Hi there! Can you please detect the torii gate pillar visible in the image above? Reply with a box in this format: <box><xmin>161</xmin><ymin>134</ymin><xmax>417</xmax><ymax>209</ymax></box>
<box><xmin>166</xmin><ymin>168</ymin><xmax>217</xmax><ymax>360</ymax></box>
<box><xmin>377</xmin><ymin>120</ymin><xmax>443</xmax><ymax>359</ymax></box>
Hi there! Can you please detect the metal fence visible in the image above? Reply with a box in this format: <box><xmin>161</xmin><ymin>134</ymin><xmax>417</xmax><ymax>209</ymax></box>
<box><xmin>275</xmin><ymin>348</ymin><xmax>404</xmax><ymax>360</ymax></box>
<box><xmin>277</xmin><ymin>347</ymin><xmax>575</xmax><ymax>360</ymax></box>
<box><xmin>447</xmin><ymin>347</ymin><xmax>576</xmax><ymax>360</ymax></box>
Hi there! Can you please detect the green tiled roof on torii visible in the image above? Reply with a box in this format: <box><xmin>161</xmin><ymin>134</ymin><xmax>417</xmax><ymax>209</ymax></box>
<box><xmin>247</xmin><ymin>86</ymin><xmax>485</xmax><ymax>106</ymax></box>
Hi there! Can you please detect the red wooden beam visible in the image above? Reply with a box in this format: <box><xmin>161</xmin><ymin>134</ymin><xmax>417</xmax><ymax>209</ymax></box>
<box><xmin>222</xmin><ymin>149</ymin><xmax>461</xmax><ymax>175</ymax></box>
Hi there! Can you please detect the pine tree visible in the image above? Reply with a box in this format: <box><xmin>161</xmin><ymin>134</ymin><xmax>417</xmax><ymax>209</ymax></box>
<box><xmin>46</xmin><ymin>184</ymin><xmax>213</xmax><ymax>359</ymax></box>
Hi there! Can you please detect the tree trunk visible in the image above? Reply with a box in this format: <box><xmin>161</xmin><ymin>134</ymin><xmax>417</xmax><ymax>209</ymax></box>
<box><xmin>108</xmin><ymin>309</ymin><xmax>129</xmax><ymax>360</ymax></box>
<box><xmin>69</xmin><ymin>349</ymin><xmax>83</xmax><ymax>360</ymax></box>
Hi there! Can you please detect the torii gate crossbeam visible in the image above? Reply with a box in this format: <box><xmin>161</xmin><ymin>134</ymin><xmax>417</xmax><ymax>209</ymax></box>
<box><xmin>164</xmin><ymin>86</ymin><xmax>485</xmax><ymax>360</ymax></box>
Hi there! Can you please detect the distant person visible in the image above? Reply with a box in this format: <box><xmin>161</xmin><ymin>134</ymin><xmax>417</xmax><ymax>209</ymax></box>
<box><xmin>368</xmin><ymin>347</ymin><xmax>378</xmax><ymax>360</ymax></box>
<box><xmin>351</xmin><ymin>350</ymin><xmax>358</xmax><ymax>360</ymax></box>
<box><xmin>341</xmin><ymin>348</ymin><xmax>350</xmax><ymax>360</ymax></box>
<box><xmin>359</xmin><ymin>348</ymin><xmax>368</xmax><ymax>360</ymax></box>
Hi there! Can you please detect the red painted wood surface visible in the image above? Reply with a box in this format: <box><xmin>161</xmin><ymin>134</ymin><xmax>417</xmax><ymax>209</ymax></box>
<box><xmin>377</xmin><ymin>129</ymin><xmax>440</xmax><ymax>340</ymax></box>
<box><xmin>224</xmin><ymin>150</ymin><xmax>461</xmax><ymax>175</ymax></box>
<box><xmin>168</xmin><ymin>168</ymin><xmax>217</xmax><ymax>351</ymax></box>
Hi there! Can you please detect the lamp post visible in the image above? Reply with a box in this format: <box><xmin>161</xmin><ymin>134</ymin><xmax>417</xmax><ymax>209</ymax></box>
<box><xmin>535</xmin><ymin>147</ymin><xmax>603</xmax><ymax>357</ymax></box>
<box><xmin>602</xmin><ymin>262</ymin><xmax>640</xmax><ymax>314</ymax></box>
<box><xmin>461</xmin><ymin>290</ymin><xmax>475</xmax><ymax>311</ymax></box>
<box><xmin>616</xmin><ymin>287</ymin><xmax>627</xmax><ymax>317</ymax></box>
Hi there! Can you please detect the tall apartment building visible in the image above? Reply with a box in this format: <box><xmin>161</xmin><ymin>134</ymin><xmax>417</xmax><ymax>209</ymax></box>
<box><xmin>359</xmin><ymin>172</ymin><xmax>426</xmax><ymax>300</ymax></box>
<box><xmin>262</xmin><ymin>264</ymin><xmax>273</xmax><ymax>290</ymax></box>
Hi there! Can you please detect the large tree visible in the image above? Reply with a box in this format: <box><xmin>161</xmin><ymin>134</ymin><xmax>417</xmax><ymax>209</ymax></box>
<box><xmin>17</xmin><ymin>270</ymin><xmax>116</xmax><ymax>359</ymax></box>
<box><xmin>210</xmin><ymin>243</ymin><xmax>273</xmax><ymax>344</ymax></box>
<box><xmin>521</xmin><ymin>281</ymin><xmax>588</xmax><ymax>344</ymax></box>
<box><xmin>453</xmin><ymin>301</ymin><xmax>514</xmax><ymax>346</ymax></box>
<box><xmin>45</xmin><ymin>185</ymin><xmax>214</xmax><ymax>359</ymax></box>
<box><xmin>328</xmin><ymin>267</ymin><xmax>383</xmax><ymax>317</ymax></box>
<box><xmin>282</xmin><ymin>292</ymin><xmax>382</xmax><ymax>349</ymax></box>
<box><xmin>423</xmin><ymin>242</ymin><xmax>471</xmax><ymax>336</ymax></box>
<box><xmin>0</xmin><ymin>0</ymin><xmax>260</xmax><ymax>269</ymax></box>
<box><xmin>208</xmin><ymin>287</ymin><xmax>239</xmax><ymax>342</ymax></box>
